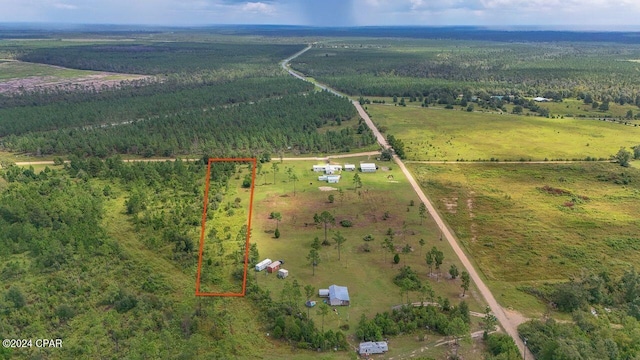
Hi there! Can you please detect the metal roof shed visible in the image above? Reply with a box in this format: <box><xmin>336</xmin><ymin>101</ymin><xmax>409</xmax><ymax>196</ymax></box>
<box><xmin>328</xmin><ymin>285</ymin><xmax>350</xmax><ymax>306</ymax></box>
<box><xmin>360</xmin><ymin>163</ymin><xmax>377</xmax><ymax>172</ymax></box>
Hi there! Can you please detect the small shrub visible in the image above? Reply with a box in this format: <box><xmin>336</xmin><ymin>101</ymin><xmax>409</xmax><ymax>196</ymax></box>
<box><xmin>274</xmin><ymin>228</ymin><xmax>281</xmax><ymax>238</ymax></box>
<box><xmin>363</xmin><ymin>234</ymin><xmax>374</xmax><ymax>242</ymax></box>
<box><xmin>340</xmin><ymin>220</ymin><xmax>353</xmax><ymax>227</ymax></box>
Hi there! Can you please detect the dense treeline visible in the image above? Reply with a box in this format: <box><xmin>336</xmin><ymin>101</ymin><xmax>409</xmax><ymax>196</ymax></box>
<box><xmin>17</xmin><ymin>42</ymin><xmax>304</xmax><ymax>75</ymax></box>
<box><xmin>0</xmin><ymin>76</ymin><xmax>313</xmax><ymax>136</ymax></box>
<box><xmin>291</xmin><ymin>43</ymin><xmax>640</xmax><ymax>103</ymax></box>
<box><xmin>3</xmin><ymin>92</ymin><xmax>375</xmax><ymax>157</ymax></box>
<box><xmin>516</xmin><ymin>269</ymin><xmax>640</xmax><ymax>359</ymax></box>
<box><xmin>519</xmin><ymin>315</ymin><xmax>640</xmax><ymax>360</ymax></box>
<box><xmin>524</xmin><ymin>268</ymin><xmax>640</xmax><ymax>318</ymax></box>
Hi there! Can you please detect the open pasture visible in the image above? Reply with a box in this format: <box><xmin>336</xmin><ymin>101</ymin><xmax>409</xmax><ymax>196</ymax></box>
<box><xmin>368</xmin><ymin>103</ymin><xmax>640</xmax><ymax>161</ymax></box>
<box><xmin>410</xmin><ymin>162</ymin><xmax>640</xmax><ymax>314</ymax></box>
<box><xmin>249</xmin><ymin>158</ymin><xmax>487</xmax><ymax>343</ymax></box>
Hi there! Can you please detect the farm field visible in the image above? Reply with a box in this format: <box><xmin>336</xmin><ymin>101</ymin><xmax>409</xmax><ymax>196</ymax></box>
<box><xmin>367</xmin><ymin>103</ymin><xmax>640</xmax><ymax>161</ymax></box>
<box><xmin>409</xmin><ymin>162</ymin><xmax>640</xmax><ymax>316</ymax></box>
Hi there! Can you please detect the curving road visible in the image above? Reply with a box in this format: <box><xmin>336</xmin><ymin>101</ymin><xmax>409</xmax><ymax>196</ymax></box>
<box><xmin>283</xmin><ymin>46</ymin><xmax>534</xmax><ymax>360</ymax></box>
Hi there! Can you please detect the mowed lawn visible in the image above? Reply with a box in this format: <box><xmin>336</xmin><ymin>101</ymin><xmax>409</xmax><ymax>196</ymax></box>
<box><xmin>247</xmin><ymin>158</ymin><xmax>488</xmax><ymax>356</ymax></box>
<box><xmin>409</xmin><ymin>162</ymin><xmax>640</xmax><ymax>315</ymax></box>
<box><xmin>368</xmin><ymin>104</ymin><xmax>640</xmax><ymax>161</ymax></box>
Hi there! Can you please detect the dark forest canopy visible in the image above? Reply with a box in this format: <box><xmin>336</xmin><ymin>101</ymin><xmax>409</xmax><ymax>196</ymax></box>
<box><xmin>1</xmin><ymin>91</ymin><xmax>375</xmax><ymax>157</ymax></box>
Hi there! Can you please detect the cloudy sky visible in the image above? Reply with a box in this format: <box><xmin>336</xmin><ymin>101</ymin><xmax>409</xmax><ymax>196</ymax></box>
<box><xmin>1</xmin><ymin>0</ymin><xmax>639</xmax><ymax>29</ymax></box>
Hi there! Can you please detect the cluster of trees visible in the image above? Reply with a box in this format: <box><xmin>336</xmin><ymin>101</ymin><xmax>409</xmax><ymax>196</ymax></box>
<box><xmin>3</xmin><ymin>92</ymin><xmax>375</xmax><ymax>157</ymax></box>
<box><xmin>519</xmin><ymin>314</ymin><xmax>640</xmax><ymax>360</ymax></box>
<box><xmin>516</xmin><ymin>268</ymin><xmax>640</xmax><ymax>358</ymax></box>
<box><xmin>544</xmin><ymin>268</ymin><xmax>640</xmax><ymax>318</ymax></box>
<box><xmin>386</xmin><ymin>134</ymin><xmax>406</xmax><ymax>159</ymax></box>
<box><xmin>356</xmin><ymin>302</ymin><xmax>471</xmax><ymax>343</ymax></box>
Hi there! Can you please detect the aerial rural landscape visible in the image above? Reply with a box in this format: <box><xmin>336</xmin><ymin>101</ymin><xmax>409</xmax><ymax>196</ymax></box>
<box><xmin>1</xmin><ymin>2</ymin><xmax>640</xmax><ymax>360</ymax></box>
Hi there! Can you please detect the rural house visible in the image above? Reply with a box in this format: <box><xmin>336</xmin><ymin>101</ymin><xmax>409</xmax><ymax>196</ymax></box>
<box><xmin>328</xmin><ymin>285</ymin><xmax>350</xmax><ymax>306</ymax></box>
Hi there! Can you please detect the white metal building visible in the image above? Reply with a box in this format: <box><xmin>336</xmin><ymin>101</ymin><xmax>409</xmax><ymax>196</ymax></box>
<box><xmin>360</xmin><ymin>163</ymin><xmax>377</xmax><ymax>172</ymax></box>
<box><xmin>344</xmin><ymin>164</ymin><xmax>356</xmax><ymax>171</ymax></box>
<box><xmin>277</xmin><ymin>269</ymin><xmax>289</xmax><ymax>279</ymax></box>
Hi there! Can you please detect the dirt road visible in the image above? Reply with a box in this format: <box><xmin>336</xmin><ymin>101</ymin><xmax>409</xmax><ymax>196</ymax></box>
<box><xmin>353</xmin><ymin>101</ymin><xmax>535</xmax><ymax>360</ymax></box>
<box><xmin>12</xmin><ymin>151</ymin><xmax>382</xmax><ymax>167</ymax></box>
<box><xmin>281</xmin><ymin>45</ymin><xmax>534</xmax><ymax>358</ymax></box>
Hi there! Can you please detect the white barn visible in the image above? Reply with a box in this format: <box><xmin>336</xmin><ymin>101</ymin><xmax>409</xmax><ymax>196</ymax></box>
<box><xmin>360</xmin><ymin>163</ymin><xmax>377</xmax><ymax>172</ymax></box>
<box><xmin>344</xmin><ymin>164</ymin><xmax>356</xmax><ymax>171</ymax></box>
<box><xmin>359</xmin><ymin>341</ymin><xmax>388</xmax><ymax>355</ymax></box>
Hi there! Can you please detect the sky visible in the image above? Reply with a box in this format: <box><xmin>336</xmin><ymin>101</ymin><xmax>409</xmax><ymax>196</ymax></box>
<box><xmin>1</xmin><ymin>0</ymin><xmax>639</xmax><ymax>29</ymax></box>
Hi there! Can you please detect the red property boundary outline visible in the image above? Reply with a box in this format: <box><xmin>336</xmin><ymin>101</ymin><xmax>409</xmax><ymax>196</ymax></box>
<box><xmin>195</xmin><ymin>158</ymin><xmax>257</xmax><ymax>297</ymax></box>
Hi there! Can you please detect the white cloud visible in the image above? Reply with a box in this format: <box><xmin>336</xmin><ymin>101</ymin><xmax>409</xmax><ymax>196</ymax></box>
<box><xmin>53</xmin><ymin>3</ymin><xmax>78</xmax><ymax>10</ymax></box>
<box><xmin>241</xmin><ymin>2</ymin><xmax>275</xmax><ymax>14</ymax></box>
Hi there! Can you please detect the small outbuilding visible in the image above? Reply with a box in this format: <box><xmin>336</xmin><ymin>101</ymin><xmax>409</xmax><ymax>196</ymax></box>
<box><xmin>328</xmin><ymin>285</ymin><xmax>350</xmax><ymax>306</ymax></box>
<box><xmin>344</xmin><ymin>164</ymin><xmax>356</xmax><ymax>171</ymax></box>
<box><xmin>318</xmin><ymin>289</ymin><xmax>330</xmax><ymax>297</ymax></box>
<box><xmin>359</xmin><ymin>341</ymin><xmax>388</xmax><ymax>355</ymax></box>
<box><xmin>313</xmin><ymin>165</ymin><xmax>327</xmax><ymax>172</ymax></box>
<box><xmin>267</xmin><ymin>261</ymin><xmax>282</xmax><ymax>273</ymax></box>
<box><xmin>360</xmin><ymin>163</ymin><xmax>377</xmax><ymax>172</ymax></box>
<box><xmin>277</xmin><ymin>269</ymin><xmax>289</xmax><ymax>279</ymax></box>
<box><xmin>318</xmin><ymin>175</ymin><xmax>341</xmax><ymax>183</ymax></box>
<box><xmin>255</xmin><ymin>258</ymin><xmax>272</xmax><ymax>272</ymax></box>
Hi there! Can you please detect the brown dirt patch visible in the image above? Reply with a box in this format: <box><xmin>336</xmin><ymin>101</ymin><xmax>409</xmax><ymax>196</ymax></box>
<box><xmin>0</xmin><ymin>73</ymin><xmax>151</xmax><ymax>95</ymax></box>
<box><xmin>318</xmin><ymin>186</ymin><xmax>338</xmax><ymax>192</ymax></box>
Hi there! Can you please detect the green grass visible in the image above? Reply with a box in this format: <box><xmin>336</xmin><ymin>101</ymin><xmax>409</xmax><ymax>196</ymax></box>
<box><xmin>409</xmin><ymin>162</ymin><xmax>640</xmax><ymax>315</ymax></box>
<box><xmin>246</xmin><ymin>158</ymin><xmax>488</xmax><ymax>357</ymax></box>
<box><xmin>368</xmin><ymin>103</ymin><xmax>640</xmax><ymax>161</ymax></box>
<box><xmin>0</xmin><ymin>60</ymin><xmax>102</xmax><ymax>80</ymax></box>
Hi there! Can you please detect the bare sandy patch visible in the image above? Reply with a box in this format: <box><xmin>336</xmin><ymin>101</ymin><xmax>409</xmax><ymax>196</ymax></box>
<box><xmin>0</xmin><ymin>68</ymin><xmax>151</xmax><ymax>95</ymax></box>
<box><xmin>318</xmin><ymin>186</ymin><xmax>338</xmax><ymax>191</ymax></box>
<box><xmin>441</xmin><ymin>197</ymin><xmax>458</xmax><ymax>214</ymax></box>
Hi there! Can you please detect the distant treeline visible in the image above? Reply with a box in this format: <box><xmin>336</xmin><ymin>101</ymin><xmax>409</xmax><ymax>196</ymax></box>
<box><xmin>291</xmin><ymin>43</ymin><xmax>640</xmax><ymax>102</ymax></box>
<box><xmin>2</xmin><ymin>91</ymin><xmax>375</xmax><ymax>157</ymax></box>
<box><xmin>212</xmin><ymin>26</ymin><xmax>640</xmax><ymax>44</ymax></box>
<box><xmin>16</xmin><ymin>42</ymin><xmax>304</xmax><ymax>75</ymax></box>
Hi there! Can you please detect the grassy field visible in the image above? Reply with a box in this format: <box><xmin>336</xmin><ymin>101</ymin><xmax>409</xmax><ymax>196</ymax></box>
<box><xmin>367</xmin><ymin>103</ymin><xmax>640</xmax><ymax>161</ymax></box>
<box><xmin>244</xmin><ymin>157</ymin><xmax>490</xmax><ymax>358</ymax></box>
<box><xmin>0</xmin><ymin>60</ymin><xmax>104</xmax><ymax>80</ymax></box>
<box><xmin>409</xmin><ymin>162</ymin><xmax>640</xmax><ymax>317</ymax></box>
